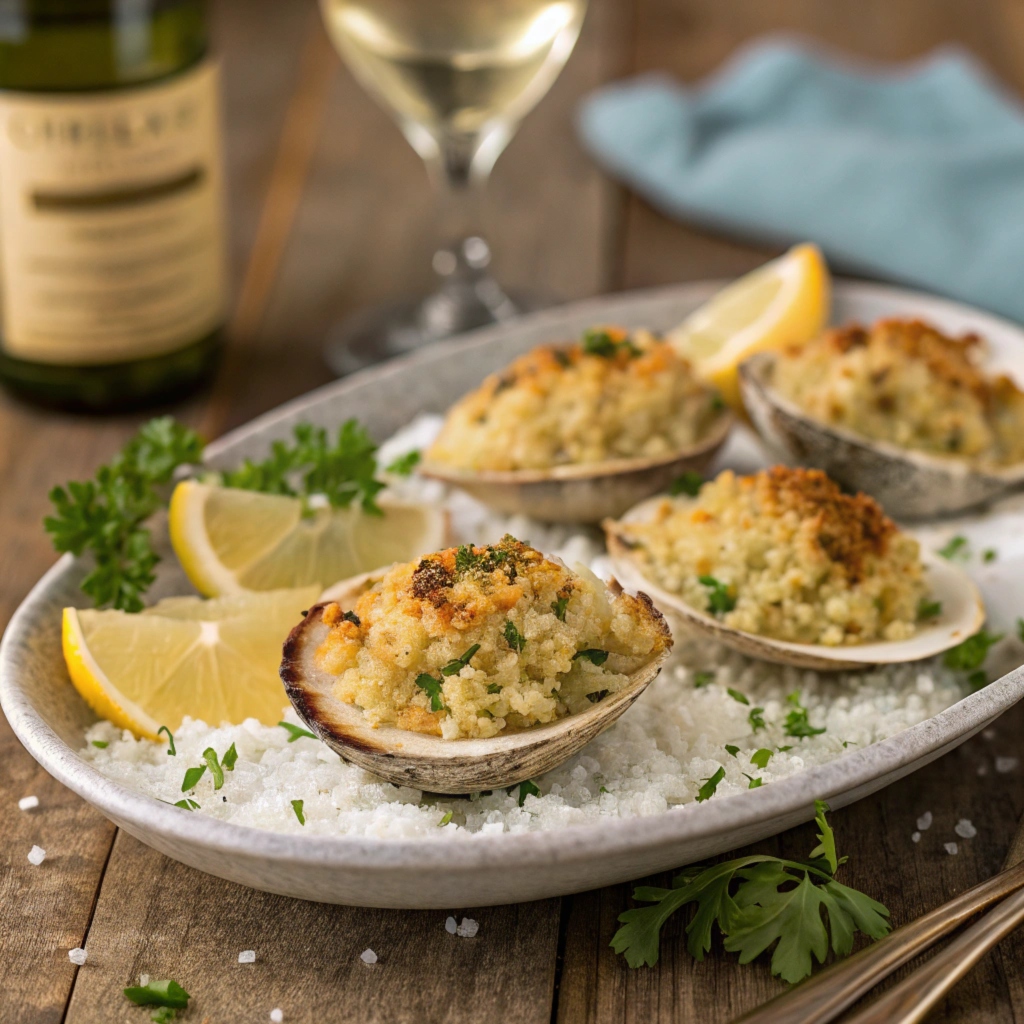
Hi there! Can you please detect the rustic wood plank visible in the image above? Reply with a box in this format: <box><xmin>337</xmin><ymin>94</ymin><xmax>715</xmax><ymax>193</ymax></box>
<box><xmin>63</xmin><ymin>831</ymin><xmax>560</xmax><ymax>1024</ymax></box>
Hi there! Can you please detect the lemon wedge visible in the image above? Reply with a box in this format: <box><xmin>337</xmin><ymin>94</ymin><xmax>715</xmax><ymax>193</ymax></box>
<box><xmin>667</xmin><ymin>243</ymin><xmax>830</xmax><ymax>410</ymax></box>
<box><xmin>169</xmin><ymin>480</ymin><xmax>447</xmax><ymax>597</ymax></box>
<box><xmin>63</xmin><ymin>586</ymin><xmax>320</xmax><ymax>738</ymax></box>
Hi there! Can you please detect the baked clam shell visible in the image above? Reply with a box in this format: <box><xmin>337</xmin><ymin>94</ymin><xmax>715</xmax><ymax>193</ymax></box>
<box><xmin>739</xmin><ymin>352</ymin><xmax>1024</xmax><ymax>520</ymax></box>
<box><xmin>280</xmin><ymin>578</ymin><xmax>673</xmax><ymax>794</ymax></box>
<box><xmin>605</xmin><ymin>497</ymin><xmax>985</xmax><ymax>672</ymax></box>
<box><xmin>419</xmin><ymin>411</ymin><xmax>733</xmax><ymax>524</ymax></box>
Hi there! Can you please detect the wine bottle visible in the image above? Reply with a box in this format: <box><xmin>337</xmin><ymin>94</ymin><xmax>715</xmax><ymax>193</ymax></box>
<box><xmin>0</xmin><ymin>0</ymin><xmax>226</xmax><ymax>411</ymax></box>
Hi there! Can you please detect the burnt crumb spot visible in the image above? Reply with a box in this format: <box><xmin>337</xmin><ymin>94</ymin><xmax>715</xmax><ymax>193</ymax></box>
<box><xmin>493</xmin><ymin>373</ymin><xmax>517</xmax><ymax>395</ymax></box>
<box><xmin>342</xmin><ymin>609</ymin><xmax>361</xmax><ymax>626</ymax></box>
<box><xmin>411</xmin><ymin>557</ymin><xmax>454</xmax><ymax>603</ymax></box>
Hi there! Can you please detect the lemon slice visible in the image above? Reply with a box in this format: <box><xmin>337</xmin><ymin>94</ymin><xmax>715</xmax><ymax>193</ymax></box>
<box><xmin>169</xmin><ymin>481</ymin><xmax>447</xmax><ymax>597</ymax></box>
<box><xmin>667</xmin><ymin>243</ymin><xmax>830</xmax><ymax>410</ymax></box>
<box><xmin>63</xmin><ymin>586</ymin><xmax>320</xmax><ymax>738</ymax></box>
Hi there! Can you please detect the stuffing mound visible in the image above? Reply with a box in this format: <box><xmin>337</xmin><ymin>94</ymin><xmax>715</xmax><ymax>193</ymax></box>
<box><xmin>313</xmin><ymin>535</ymin><xmax>671</xmax><ymax>739</ymax></box>
<box><xmin>773</xmin><ymin>318</ymin><xmax>1024</xmax><ymax>467</ymax></box>
<box><xmin>608</xmin><ymin>467</ymin><xmax>928</xmax><ymax>646</ymax></box>
<box><xmin>425</xmin><ymin>327</ymin><xmax>724</xmax><ymax>471</ymax></box>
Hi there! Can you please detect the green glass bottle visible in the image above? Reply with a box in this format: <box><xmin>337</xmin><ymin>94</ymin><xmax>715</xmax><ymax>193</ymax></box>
<box><xmin>0</xmin><ymin>0</ymin><xmax>226</xmax><ymax>412</ymax></box>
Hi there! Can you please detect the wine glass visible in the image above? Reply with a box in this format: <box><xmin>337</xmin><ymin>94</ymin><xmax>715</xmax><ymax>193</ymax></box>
<box><xmin>320</xmin><ymin>0</ymin><xmax>589</xmax><ymax>375</ymax></box>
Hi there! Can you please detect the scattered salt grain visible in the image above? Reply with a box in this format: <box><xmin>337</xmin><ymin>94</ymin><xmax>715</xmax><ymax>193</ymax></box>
<box><xmin>955</xmin><ymin>819</ymin><xmax>977</xmax><ymax>839</ymax></box>
<box><xmin>139</xmin><ymin>974</ymin><xmax>150</xmax><ymax>986</ymax></box>
<box><xmin>915</xmin><ymin>674</ymin><xmax>934</xmax><ymax>695</ymax></box>
<box><xmin>27</xmin><ymin>845</ymin><xmax>46</xmax><ymax>865</ymax></box>
<box><xmin>238</xmin><ymin>950</ymin><xmax>256</xmax><ymax>964</ymax></box>
<box><xmin>996</xmin><ymin>757</ymin><xmax>1019</xmax><ymax>774</ymax></box>
<box><xmin>68</xmin><ymin>948</ymin><xmax>87</xmax><ymax>966</ymax></box>
<box><xmin>911</xmin><ymin>831</ymin><xmax>921</xmax><ymax>843</ymax></box>
<box><xmin>445</xmin><ymin>916</ymin><xmax>457</xmax><ymax>935</ymax></box>
<box><xmin>916</xmin><ymin>812</ymin><xmax>933</xmax><ymax>831</ymax></box>
<box><xmin>944</xmin><ymin>842</ymin><xmax>959</xmax><ymax>855</ymax></box>
<box><xmin>456</xmin><ymin>918</ymin><xmax>479</xmax><ymax>938</ymax></box>
<box><xmin>270</xmin><ymin>1010</ymin><xmax>284</xmax><ymax>1023</ymax></box>
<box><xmin>18</xmin><ymin>795</ymin><xmax>39</xmax><ymax>811</ymax></box>
<box><xmin>360</xmin><ymin>949</ymin><xmax>378</xmax><ymax>964</ymax></box>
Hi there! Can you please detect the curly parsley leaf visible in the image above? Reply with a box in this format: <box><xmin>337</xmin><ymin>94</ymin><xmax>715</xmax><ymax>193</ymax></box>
<box><xmin>610</xmin><ymin>802</ymin><xmax>890</xmax><ymax>982</ymax></box>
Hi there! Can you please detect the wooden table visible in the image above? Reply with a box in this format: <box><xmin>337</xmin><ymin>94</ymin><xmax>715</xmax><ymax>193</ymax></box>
<box><xmin>4</xmin><ymin>1</ymin><xmax>1024</xmax><ymax>1020</ymax></box>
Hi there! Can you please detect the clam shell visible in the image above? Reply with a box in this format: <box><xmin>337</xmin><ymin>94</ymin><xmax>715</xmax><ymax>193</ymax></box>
<box><xmin>280</xmin><ymin>577</ymin><xmax>672</xmax><ymax>793</ymax></box>
<box><xmin>605</xmin><ymin>497</ymin><xmax>985</xmax><ymax>672</ymax></box>
<box><xmin>419</xmin><ymin>411</ymin><xmax>733</xmax><ymax>524</ymax></box>
<box><xmin>739</xmin><ymin>352</ymin><xmax>1024</xmax><ymax>519</ymax></box>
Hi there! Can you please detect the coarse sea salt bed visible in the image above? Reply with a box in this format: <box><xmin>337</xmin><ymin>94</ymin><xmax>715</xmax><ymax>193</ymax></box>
<box><xmin>80</xmin><ymin>416</ymin><xmax>974</xmax><ymax>841</ymax></box>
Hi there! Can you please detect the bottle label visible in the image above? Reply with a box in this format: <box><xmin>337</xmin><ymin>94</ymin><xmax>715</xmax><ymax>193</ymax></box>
<box><xmin>0</xmin><ymin>61</ymin><xmax>226</xmax><ymax>365</ymax></box>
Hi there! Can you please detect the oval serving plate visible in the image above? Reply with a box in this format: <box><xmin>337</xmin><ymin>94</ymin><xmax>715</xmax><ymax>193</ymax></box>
<box><xmin>3</xmin><ymin>280</ymin><xmax>1024</xmax><ymax>910</ymax></box>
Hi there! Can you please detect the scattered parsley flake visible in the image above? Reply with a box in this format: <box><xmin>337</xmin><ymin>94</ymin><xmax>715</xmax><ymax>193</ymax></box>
<box><xmin>917</xmin><ymin>599</ymin><xmax>942</xmax><ymax>620</ymax></box>
<box><xmin>222</xmin><ymin>743</ymin><xmax>238</xmax><ymax>771</ymax></box>
<box><xmin>415</xmin><ymin>673</ymin><xmax>446</xmax><ymax>712</ymax></box>
<box><xmin>748</xmin><ymin>707</ymin><xmax>766</xmax><ymax>732</ymax></box>
<box><xmin>750</xmin><ymin>748</ymin><xmax>773</xmax><ymax>770</ymax></box>
<box><xmin>442</xmin><ymin>644</ymin><xmax>480</xmax><ymax>676</ymax></box>
<box><xmin>455</xmin><ymin>544</ymin><xmax>481</xmax><ymax>574</ymax></box>
<box><xmin>744</xmin><ymin>774</ymin><xmax>763</xmax><ymax>789</ymax></box>
<box><xmin>777</xmin><ymin>745</ymin><xmax>793</xmax><ymax>752</ymax></box>
<box><xmin>669</xmin><ymin>471</ymin><xmax>703</xmax><ymax>497</ymax></box>
<box><xmin>944</xmin><ymin>629</ymin><xmax>1003</xmax><ymax>672</ymax></box>
<box><xmin>551</xmin><ymin>595</ymin><xmax>569</xmax><ymax>621</ymax></box>
<box><xmin>291</xmin><ymin>799</ymin><xmax>305</xmax><ymax>825</ymax></box>
<box><xmin>202</xmin><ymin>748</ymin><xmax>224</xmax><ymax>791</ymax></box>
<box><xmin>600</xmin><ymin>786</ymin><xmax>609</xmax><ymax>794</ymax></box>
<box><xmin>150</xmin><ymin>1007</ymin><xmax>178</xmax><ymax>1023</ymax></box>
<box><xmin>609</xmin><ymin>800</ymin><xmax>890</xmax><ymax>982</ymax></box>
<box><xmin>278</xmin><ymin>721</ymin><xmax>317</xmax><ymax>742</ymax></box>
<box><xmin>698</xmin><ymin>575</ymin><xmax>736</xmax><ymax>614</ymax></box>
<box><xmin>173</xmin><ymin>799</ymin><xmax>200</xmax><ymax>811</ymax></box>
<box><xmin>582</xmin><ymin>328</ymin><xmax>638</xmax><ymax>358</ymax></box>
<box><xmin>784</xmin><ymin>692</ymin><xmax>826</xmax><ymax>738</ymax></box>
<box><xmin>385</xmin><ymin>450</ymin><xmax>421</xmax><ymax>476</ymax></box>
<box><xmin>693</xmin><ymin>671</ymin><xmax>714</xmax><ymax>688</ymax></box>
<box><xmin>983</xmin><ymin>548</ymin><xmax>998</xmax><ymax>563</ymax></box>
<box><xmin>697</xmin><ymin>767</ymin><xmax>726</xmax><ymax>802</ymax></box>
<box><xmin>938</xmin><ymin>535</ymin><xmax>969</xmax><ymax>560</ymax></box>
<box><xmin>486</xmin><ymin>683</ymin><xmax>503</xmax><ymax>694</ymax></box>
<box><xmin>573</xmin><ymin>648</ymin><xmax>609</xmax><ymax>665</ymax></box>
<box><xmin>517</xmin><ymin>780</ymin><xmax>541</xmax><ymax>806</ymax></box>
<box><xmin>123</xmin><ymin>979</ymin><xmax>190</xmax><ymax>1010</ymax></box>
<box><xmin>439</xmin><ymin>811</ymin><xmax>453</xmax><ymax>827</ymax></box>
<box><xmin>503</xmin><ymin>620</ymin><xmax>526</xmax><ymax>653</ymax></box>
<box><xmin>727</xmin><ymin>688</ymin><xmax>749</xmax><ymax>706</ymax></box>
<box><xmin>586</xmin><ymin>690</ymin><xmax>610</xmax><ymax>704</ymax></box>
<box><xmin>91</xmin><ymin>740</ymin><xmax>108</xmax><ymax>749</ymax></box>
<box><xmin>181</xmin><ymin>765</ymin><xmax>205</xmax><ymax>793</ymax></box>
<box><xmin>157</xmin><ymin>726</ymin><xmax>176</xmax><ymax>756</ymax></box>
<box><xmin>1018</xmin><ymin>617</ymin><xmax>1024</xmax><ymax>643</ymax></box>
<box><xmin>724</xmin><ymin>744</ymin><xmax>740</xmax><ymax>757</ymax></box>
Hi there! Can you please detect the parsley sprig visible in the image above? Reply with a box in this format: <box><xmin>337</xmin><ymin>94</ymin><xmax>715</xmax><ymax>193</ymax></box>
<box><xmin>44</xmin><ymin>418</ymin><xmax>203</xmax><ymax>611</ymax></box>
<box><xmin>610</xmin><ymin>801</ymin><xmax>890</xmax><ymax>982</ymax></box>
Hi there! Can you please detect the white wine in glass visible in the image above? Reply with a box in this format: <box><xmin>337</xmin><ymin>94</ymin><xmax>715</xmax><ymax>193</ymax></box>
<box><xmin>320</xmin><ymin>0</ymin><xmax>588</xmax><ymax>374</ymax></box>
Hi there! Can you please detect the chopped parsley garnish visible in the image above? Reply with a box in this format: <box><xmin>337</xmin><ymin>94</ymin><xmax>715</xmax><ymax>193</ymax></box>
<box><xmin>698</xmin><ymin>575</ymin><xmax>736</xmax><ymax>614</ymax></box>
<box><xmin>455</xmin><ymin>544</ymin><xmax>481</xmax><ymax>574</ymax></box>
<box><xmin>503</xmin><ymin>620</ymin><xmax>527</xmax><ymax>653</ymax></box>
<box><xmin>777</xmin><ymin>745</ymin><xmax>793</xmax><ymax>752</ymax></box>
<box><xmin>202</xmin><ymin>748</ymin><xmax>224</xmax><ymax>791</ymax></box>
<box><xmin>610</xmin><ymin>800</ymin><xmax>890</xmax><ymax>981</ymax></box>
<box><xmin>91</xmin><ymin>740</ymin><xmax>108</xmax><ymax>749</ymax></box>
<box><xmin>157</xmin><ymin>726</ymin><xmax>176</xmax><ymax>756</ymax></box>
<box><xmin>586</xmin><ymin>690</ymin><xmax>610</xmax><ymax>704</ymax></box>
<box><xmin>173</xmin><ymin>799</ymin><xmax>199</xmax><ymax>811</ymax></box>
<box><xmin>724</xmin><ymin>744</ymin><xmax>740</xmax><ymax>757</ymax></box>
<box><xmin>750</xmin><ymin>748</ymin><xmax>773</xmax><ymax>770</ymax></box>
<box><xmin>784</xmin><ymin>692</ymin><xmax>826</xmax><ymax>738</ymax></box>
<box><xmin>551</xmin><ymin>594</ymin><xmax>570</xmax><ymax>621</ymax></box>
<box><xmin>385</xmin><ymin>450</ymin><xmax>421</xmax><ymax>476</ymax></box>
<box><xmin>727</xmin><ymin>688</ymin><xmax>749</xmax><ymax>705</ymax></box>
<box><xmin>151</xmin><ymin>1006</ymin><xmax>178</xmax><ymax>1023</ymax></box>
<box><xmin>442</xmin><ymin>644</ymin><xmax>480</xmax><ymax>676</ymax></box>
<box><xmin>938</xmin><ymin>535</ymin><xmax>969</xmax><ymax>560</ymax></box>
<box><xmin>744</xmin><ymin>774</ymin><xmax>763</xmax><ymax>789</ymax></box>
<box><xmin>291</xmin><ymin>799</ymin><xmax>305</xmax><ymax>825</ymax></box>
<box><xmin>917</xmin><ymin>599</ymin><xmax>942</xmax><ymax>620</ymax></box>
<box><xmin>1018</xmin><ymin>617</ymin><xmax>1024</xmax><ymax>643</ymax></box>
<box><xmin>222</xmin><ymin>743</ymin><xmax>238</xmax><ymax>771</ymax></box>
<box><xmin>696</xmin><ymin>767</ymin><xmax>726</xmax><ymax>802</ymax></box>
<box><xmin>983</xmin><ymin>548</ymin><xmax>998</xmax><ymax>563</ymax></box>
<box><xmin>438</xmin><ymin>810</ymin><xmax>453</xmax><ymax>827</ymax></box>
<box><xmin>278</xmin><ymin>721</ymin><xmax>317</xmax><ymax>742</ymax></box>
<box><xmin>582</xmin><ymin>328</ymin><xmax>639</xmax><ymax>358</ymax></box>
<box><xmin>573</xmin><ymin>648</ymin><xmax>609</xmax><ymax>665</ymax></box>
<box><xmin>693</xmin><ymin>671</ymin><xmax>715</xmax><ymax>688</ymax></box>
<box><xmin>44</xmin><ymin>417</ymin><xmax>203</xmax><ymax>611</ymax></box>
<box><xmin>944</xmin><ymin>629</ymin><xmax>1003</xmax><ymax>672</ymax></box>
<box><xmin>124</xmin><ymin>979</ymin><xmax>190</xmax><ymax>1010</ymax></box>
<box><xmin>669</xmin><ymin>471</ymin><xmax>703</xmax><ymax>498</ymax></box>
<box><xmin>748</xmin><ymin>707</ymin><xmax>766</xmax><ymax>732</ymax></box>
<box><xmin>415</xmin><ymin>673</ymin><xmax>446</xmax><ymax>713</ymax></box>
<box><xmin>710</xmin><ymin>393</ymin><xmax>726</xmax><ymax>412</ymax></box>
<box><xmin>181</xmin><ymin>766</ymin><xmax>205</xmax><ymax>792</ymax></box>
<box><xmin>487</xmin><ymin>683</ymin><xmax>503</xmax><ymax>694</ymax></box>
<box><xmin>516</xmin><ymin>779</ymin><xmax>541</xmax><ymax>806</ymax></box>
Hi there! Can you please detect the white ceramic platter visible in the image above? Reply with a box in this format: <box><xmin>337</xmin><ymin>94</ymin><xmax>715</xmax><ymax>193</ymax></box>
<box><xmin>3</xmin><ymin>280</ymin><xmax>1024</xmax><ymax>909</ymax></box>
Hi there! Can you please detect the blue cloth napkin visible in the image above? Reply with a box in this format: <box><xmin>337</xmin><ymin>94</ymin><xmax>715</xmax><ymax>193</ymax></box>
<box><xmin>578</xmin><ymin>39</ymin><xmax>1024</xmax><ymax>323</ymax></box>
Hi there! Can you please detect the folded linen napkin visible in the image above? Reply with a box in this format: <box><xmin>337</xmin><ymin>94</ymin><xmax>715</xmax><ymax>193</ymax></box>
<box><xmin>578</xmin><ymin>39</ymin><xmax>1024</xmax><ymax>323</ymax></box>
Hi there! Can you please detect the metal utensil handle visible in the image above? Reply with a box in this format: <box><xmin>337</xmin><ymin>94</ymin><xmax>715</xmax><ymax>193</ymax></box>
<box><xmin>843</xmin><ymin>885</ymin><xmax>1024</xmax><ymax>1024</ymax></box>
<box><xmin>730</xmin><ymin>859</ymin><xmax>1024</xmax><ymax>1024</ymax></box>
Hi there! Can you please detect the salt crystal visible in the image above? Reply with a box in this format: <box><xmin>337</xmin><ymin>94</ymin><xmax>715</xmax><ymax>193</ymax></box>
<box><xmin>955</xmin><ymin>819</ymin><xmax>977</xmax><ymax>839</ymax></box>
<box><xmin>456</xmin><ymin>917</ymin><xmax>479</xmax><ymax>938</ymax></box>
<box><xmin>27</xmin><ymin>845</ymin><xmax>46</xmax><ymax>865</ymax></box>
<box><xmin>944</xmin><ymin>842</ymin><xmax>959</xmax><ymax>855</ymax></box>
<box><xmin>915</xmin><ymin>674</ymin><xmax>934</xmax><ymax>695</ymax></box>
<box><xmin>139</xmin><ymin>974</ymin><xmax>150</xmax><ymax>986</ymax></box>
<box><xmin>270</xmin><ymin>1010</ymin><xmax>284</xmax><ymax>1023</ymax></box>
<box><xmin>444</xmin><ymin>916</ymin><xmax>457</xmax><ymax>934</ymax></box>
<box><xmin>18</xmin><ymin>795</ymin><xmax>39</xmax><ymax>811</ymax></box>
<box><xmin>68</xmin><ymin>948</ymin><xmax>87</xmax><ymax>966</ymax></box>
<box><xmin>996</xmin><ymin>757</ymin><xmax>1019</xmax><ymax>774</ymax></box>
<box><xmin>911</xmin><ymin>831</ymin><xmax>921</xmax><ymax>843</ymax></box>
<box><xmin>238</xmin><ymin>950</ymin><xmax>256</xmax><ymax>964</ymax></box>
<box><xmin>916</xmin><ymin>811</ymin><xmax>933</xmax><ymax>831</ymax></box>
<box><xmin>360</xmin><ymin>949</ymin><xmax>377</xmax><ymax>964</ymax></box>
